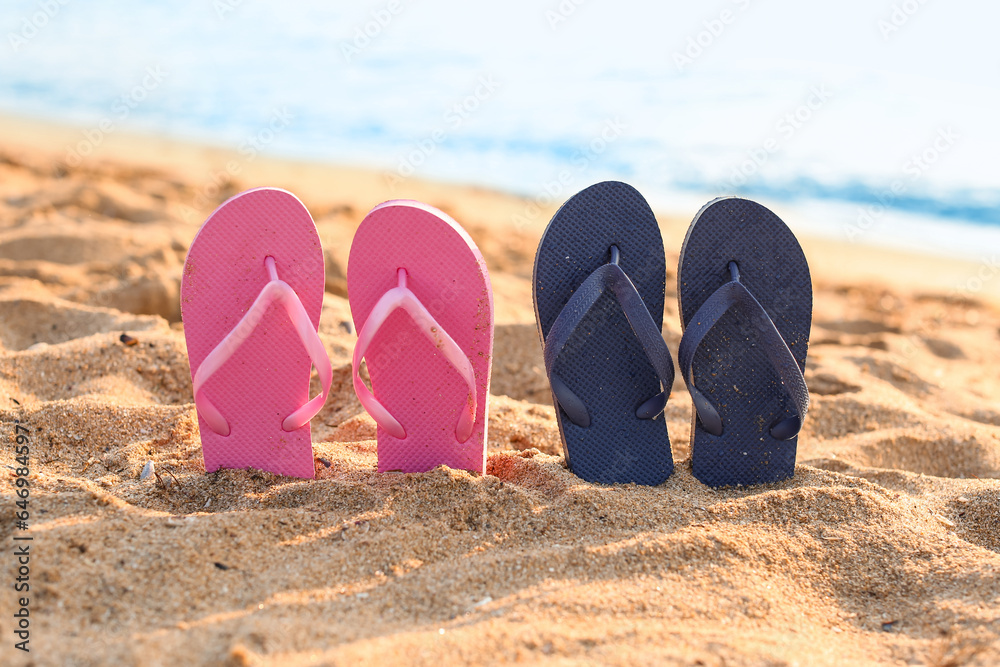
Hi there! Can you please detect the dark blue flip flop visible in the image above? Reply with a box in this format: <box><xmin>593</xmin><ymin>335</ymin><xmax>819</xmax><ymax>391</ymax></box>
<box><xmin>533</xmin><ymin>181</ymin><xmax>674</xmax><ymax>485</ymax></box>
<box><xmin>677</xmin><ymin>197</ymin><xmax>812</xmax><ymax>488</ymax></box>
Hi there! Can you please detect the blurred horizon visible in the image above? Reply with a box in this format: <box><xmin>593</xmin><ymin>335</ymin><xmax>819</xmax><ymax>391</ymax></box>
<box><xmin>2</xmin><ymin>0</ymin><xmax>999</xmax><ymax>258</ymax></box>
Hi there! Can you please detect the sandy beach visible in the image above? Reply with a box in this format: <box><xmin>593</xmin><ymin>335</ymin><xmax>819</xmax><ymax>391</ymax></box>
<box><xmin>1</xmin><ymin>114</ymin><xmax>999</xmax><ymax>666</ymax></box>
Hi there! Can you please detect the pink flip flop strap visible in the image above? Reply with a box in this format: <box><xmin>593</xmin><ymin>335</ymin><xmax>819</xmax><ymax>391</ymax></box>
<box><xmin>193</xmin><ymin>256</ymin><xmax>333</xmax><ymax>436</ymax></box>
<box><xmin>352</xmin><ymin>268</ymin><xmax>477</xmax><ymax>443</ymax></box>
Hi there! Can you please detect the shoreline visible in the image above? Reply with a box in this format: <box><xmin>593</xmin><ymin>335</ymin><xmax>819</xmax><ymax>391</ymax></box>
<box><xmin>2</xmin><ymin>109</ymin><xmax>997</xmax><ymax>305</ymax></box>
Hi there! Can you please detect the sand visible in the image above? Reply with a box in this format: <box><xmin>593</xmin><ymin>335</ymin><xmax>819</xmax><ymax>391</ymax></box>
<box><xmin>1</xmin><ymin>114</ymin><xmax>999</xmax><ymax>666</ymax></box>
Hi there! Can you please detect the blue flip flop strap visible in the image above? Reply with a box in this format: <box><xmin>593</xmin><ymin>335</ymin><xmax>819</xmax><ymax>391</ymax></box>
<box><xmin>678</xmin><ymin>277</ymin><xmax>809</xmax><ymax>440</ymax></box>
<box><xmin>544</xmin><ymin>262</ymin><xmax>674</xmax><ymax>427</ymax></box>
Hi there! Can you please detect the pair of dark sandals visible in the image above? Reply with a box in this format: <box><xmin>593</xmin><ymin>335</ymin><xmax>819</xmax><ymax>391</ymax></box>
<box><xmin>533</xmin><ymin>182</ymin><xmax>812</xmax><ymax>488</ymax></box>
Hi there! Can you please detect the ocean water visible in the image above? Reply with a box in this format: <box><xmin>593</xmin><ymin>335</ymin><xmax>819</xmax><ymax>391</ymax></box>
<box><xmin>2</xmin><ymin>0</ymin><xmax>998</xmax><ymax>259</ymax></box>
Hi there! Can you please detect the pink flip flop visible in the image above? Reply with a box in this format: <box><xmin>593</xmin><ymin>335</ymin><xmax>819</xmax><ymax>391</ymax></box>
<box><xmin>348</xmin><ymin>200</ymin><xmax>494</xmax><ymax>474</ymax></box>
<box><xmin>181</xmin><ymin>187</ymin><xmax>332</xmax><ymax>479</ymax></box>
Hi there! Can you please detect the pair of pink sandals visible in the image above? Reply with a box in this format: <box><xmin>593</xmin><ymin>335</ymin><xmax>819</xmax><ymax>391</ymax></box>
<box><xmin>181</xmin><ymin>188</ymin><xmax>494</xmax><ymax>479</ymax></box>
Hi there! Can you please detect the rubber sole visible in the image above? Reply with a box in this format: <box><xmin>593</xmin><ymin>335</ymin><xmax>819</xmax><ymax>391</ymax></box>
<box><xmin>347</xmin><ymin>200</ymin><xmax>494</xmax><ymax>474</ymax></box>
<box><xmin>533</xmin><ymin>181</ymin><xmax>673</xmax><ymax>485</ymax></box>
<box><xmin>677</xmin><ymin>197</ymin><xmax>812</xmax><ymax>487</ymax></box>
<box><xmin>181</xmin><ymin>188</ymin><xmax>325</xmax><ymax>478</ymax></box>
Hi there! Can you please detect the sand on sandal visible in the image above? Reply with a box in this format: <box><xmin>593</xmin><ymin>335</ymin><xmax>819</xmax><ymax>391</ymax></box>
<box><xmin>1</xmin><ymin>115</ymin><xmax>999</xmax><ymax>666</ymax></box>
